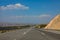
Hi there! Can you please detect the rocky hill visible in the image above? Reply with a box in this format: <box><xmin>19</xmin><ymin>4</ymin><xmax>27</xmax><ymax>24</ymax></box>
<box><xmin>45</xmin><ymin>14</ymin><xmax>60</xmax><ymax>30</ymax></box>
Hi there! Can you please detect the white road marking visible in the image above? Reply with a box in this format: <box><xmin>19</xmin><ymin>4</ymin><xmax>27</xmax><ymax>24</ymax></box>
<box><xmin>23</xmin><ymin>28</ymin><xmax>32</xmax><ymax>35</ymax></box>
<box><xmin>40</xmin><ymin>32</ymin><xmax>46</xmax><ymax>35</ymax></box>
<box><xmin>13</xmin><ymin>39</ymin><xmax>16</xmax><ymax>40</ymax></box>
<box><xmin>23</xmin><ymin>26</ymin><xmax>35</xmax><ymax>35</ymax></box>
<box><xmin>24</xmin><ymin>32</ymin><xmax>27</xmax><ymax>34</ymax></box>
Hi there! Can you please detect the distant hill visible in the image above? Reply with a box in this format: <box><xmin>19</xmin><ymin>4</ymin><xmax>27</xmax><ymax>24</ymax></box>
<box><xmin>0</xmin><ymin>22</ymin><xmax>34</xmax><ymax>27</ymax></box>
<box><xmin>45</xmin><ymin>14</ymin><xmax>60</xmax><ymax>30</ymax></box>
<box><xmin>0</xmin><ymin>23</ymin><xmax>27</xmax><ymax>27</ymax></box>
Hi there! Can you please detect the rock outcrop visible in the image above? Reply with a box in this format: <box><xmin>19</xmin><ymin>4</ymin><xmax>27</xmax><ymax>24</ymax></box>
<box><xmin>45</xmin><ymin>14</ymin><xmax>60</xmax><ymax>30</ymax></box>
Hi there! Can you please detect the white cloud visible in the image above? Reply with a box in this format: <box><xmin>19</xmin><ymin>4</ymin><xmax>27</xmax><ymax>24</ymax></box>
<box><xmin>39</xmin><ymin>14</ymin><xmax>51</xmax><ymax>18</ymax></box>
<box><xmin>10</xmin><ymin>14</ymin><xmax>51</xmax><ymax>19</ymax></box>
<box><xmin>0</xmin><ymin>3</ymin><xmax>29</xmax><ymax>10</ymax></box>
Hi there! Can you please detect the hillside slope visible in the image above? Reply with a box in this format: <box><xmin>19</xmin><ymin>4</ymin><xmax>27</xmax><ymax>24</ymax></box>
<box><xmin>45</xmin><ymin>14</ymin><xmax>60</xmax><ymax>30</ymax></box>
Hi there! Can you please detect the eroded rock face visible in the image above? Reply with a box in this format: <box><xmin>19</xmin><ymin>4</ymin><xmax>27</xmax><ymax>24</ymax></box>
<box><xmin>45</xmin><ymin>14</ymin><xmax>60</xmax><ymax>30</ymax></box>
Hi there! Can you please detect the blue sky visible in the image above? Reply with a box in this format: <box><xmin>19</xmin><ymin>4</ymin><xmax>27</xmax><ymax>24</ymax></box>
<box><xmin>0</xmin><ymin>0</ymin><xmax>60</xmax><ymax>24</ymax></box>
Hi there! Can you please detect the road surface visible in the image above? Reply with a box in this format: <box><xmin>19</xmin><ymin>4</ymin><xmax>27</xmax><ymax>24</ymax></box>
<box><xmin>0</xmin><ymin>27</ymin><xmax>60</xmax><ymax>40</ymax></box>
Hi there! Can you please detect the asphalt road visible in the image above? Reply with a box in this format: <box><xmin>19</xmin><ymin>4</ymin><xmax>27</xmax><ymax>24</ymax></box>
<box><xmin>0</xmin><ymin>27</ymin><xmax>60</xmax><ymax>40</ymax></box>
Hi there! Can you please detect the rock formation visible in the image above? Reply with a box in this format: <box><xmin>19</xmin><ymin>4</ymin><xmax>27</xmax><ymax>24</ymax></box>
<box><xmin>45</xmin><ymin>14</ymin><xmax>60</xmax><ymax>30</ymax></box>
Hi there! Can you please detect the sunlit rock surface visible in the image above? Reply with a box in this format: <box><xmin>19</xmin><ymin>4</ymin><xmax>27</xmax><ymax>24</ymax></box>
<box><xmin>45</xmin><ymin>14</ymin><xmax>60</xmax><ymax>30</ymax></box>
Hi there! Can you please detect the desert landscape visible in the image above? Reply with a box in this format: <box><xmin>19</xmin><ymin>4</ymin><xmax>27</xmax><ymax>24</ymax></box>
<box><xmin>0</xmin><ymin>0</ymin><xmax>60</xmax><ymax>40</ymax></box>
